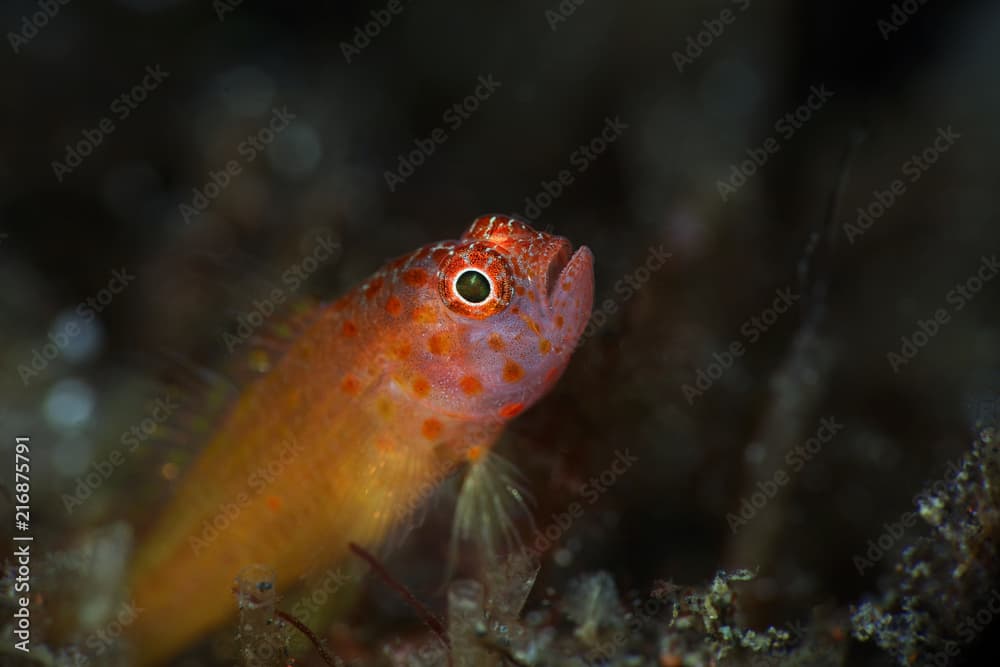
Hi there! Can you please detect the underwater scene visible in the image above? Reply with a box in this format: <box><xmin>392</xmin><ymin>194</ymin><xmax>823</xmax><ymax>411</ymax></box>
<box><xmin>2</xmin><ymin>1</ymin><xmax>1000</xmax><ymax>665</ymax></box>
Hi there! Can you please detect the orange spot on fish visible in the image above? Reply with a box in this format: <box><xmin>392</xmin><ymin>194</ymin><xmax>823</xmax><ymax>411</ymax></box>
<box><xmin>562</xmin><ymin>281</ymin><xmax>572</xmax><ymax>291</ymax></box>
<box><xmin>466</xmin><ymin>445</ymin><xmax>483</xmax><ymax>462</ymax></box>
<box><xmin>539</xmin><ymin>338</ymin><xmax>551</xmax><ymax>354</ymax></box>
<box><xmin>412</xmin><ymin>377</ymin><xmax>431</xmax><ymax>397</ymax></box>
<box><xmin>332</xmin><ymin>296</ymin><xmax>351</xmax><ymax>312</ymax></box>
<box><xmin>524</xmin><ymin>316</ymin><xmax>541</xmax><ymax>335</ymax></box>
<box><xmin>428</xmin><ymin>332</ymin><xmax>452</xmax><ymax>355</ymax></box>
<box><xmin>385</xmin><ymin>296</ymin><xmax>402</xmax><ymax>316</ymax></box>
<box><xmin>554</xmin><ymin>314</ymin><xmax>564</xmax><ymax>329</ymax></box>
<box><xmin>342</xmin><ymin>320</ymin><xmax>358</xmax><ymax>337</ymax></box>
<box><xmin>499</xmin><ymin>402</ymin><xmax>524</xmax><ymax>418</ymax></box>
<box><xmin>403</xmin><ymin>268</ymin><xmax>428</xmax><ymax>287</ymax></box>
<box><xmin>502</xmin><ymin>360</ymin><xmax>525</xmax><ymax>383</ymax></box>
<box><xmin>544</xmin><ymin>366</ymin><xmax>561</xmax><ymax>385</ymax></box>
<box><xmin>266</xmin><ymin>495</ymin><xmax>282</xmax><ymax>512</ymax></box>
<box><xmin>459</xmin><ymin>376</ymin><xmax>483</xmax><ymax>395</ymax></box>
<box><xmin>421</xmin><ymin>418</ymin><xmax>443</xmax><ymax>440</ymax></box>
<box><xmin>340</xmin><ymin>375</ymin><xmax>361</xmax><ymax>395</ymax></box>
<box><xmin>413</xmin><ymin>305</ymin><xmax>437</xmax><ymax>325</ymax></box>
<box><xmin>390</xmin><ymin>341</ymin><xmax>412</xmax><ymax>360</ymax></box>
<box><xmin>488</xmin><ymin>333</ymin><xmax>505</xmax><ymax>351</ymax></box>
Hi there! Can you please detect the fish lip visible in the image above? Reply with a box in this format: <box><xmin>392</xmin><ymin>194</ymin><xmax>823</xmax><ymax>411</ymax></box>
<box><xmin>542</xmin><ymin>240</ymin><xmax>573</xmax><ymax>301</ymax></box>
<box><xmin>544</xmin><ymin>241</ymin><xmax>590</xmax><ymax>303</ymax></box>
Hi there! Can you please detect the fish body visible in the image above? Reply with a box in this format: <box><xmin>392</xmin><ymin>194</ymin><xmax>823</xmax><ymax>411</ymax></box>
<box><xmin>127</xmin><ymin>215</ymin><xmax>594</xmax><ymax>663</ymax></box>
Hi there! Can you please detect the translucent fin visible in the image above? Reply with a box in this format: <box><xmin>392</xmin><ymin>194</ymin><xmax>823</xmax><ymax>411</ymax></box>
<box><xmin>448</xmin><ymin>451</ymin><xmax>536</xmax><ymax>580</ymax></box>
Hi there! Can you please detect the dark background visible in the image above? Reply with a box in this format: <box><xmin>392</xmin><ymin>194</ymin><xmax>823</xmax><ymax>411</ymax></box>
<box><xmin>1</xmin><ymin>0</ymin><xmax>999</xmax><ymax>665</ymax></box>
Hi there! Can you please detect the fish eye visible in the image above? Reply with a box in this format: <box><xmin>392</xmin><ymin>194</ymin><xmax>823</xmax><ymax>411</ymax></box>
<box><xmin>455</xmin><ymin>270</ymin><xmax>491</xmax><ymax>303</ymax></box>
<box><xmin>437</xmin><ymin>243</ymin><xmax>514</xmax><ymax>319</ymax></box>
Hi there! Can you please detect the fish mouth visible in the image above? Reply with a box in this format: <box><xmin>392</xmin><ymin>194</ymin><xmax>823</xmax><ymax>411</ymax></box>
<box><xmin>544</xmin><ymin>240</ymin><xmax>592</xmax><ymax>303</ymax></box>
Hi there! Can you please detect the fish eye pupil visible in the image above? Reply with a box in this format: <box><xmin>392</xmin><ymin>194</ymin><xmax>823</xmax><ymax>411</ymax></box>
<box><xmin>456</xmin><ymin>270</ymin><xmax>491</xmax><ymax>303</ymax></box>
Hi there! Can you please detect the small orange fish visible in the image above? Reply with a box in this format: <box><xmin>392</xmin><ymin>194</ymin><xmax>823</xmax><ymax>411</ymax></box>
<box><xmin>127</xmin><ymin>215</ymin><xmax>594</xmax><ymax>663</ymax></box>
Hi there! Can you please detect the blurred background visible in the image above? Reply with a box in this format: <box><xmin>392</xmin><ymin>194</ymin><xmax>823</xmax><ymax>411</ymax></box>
<box><xmin>1</xmin><ymin>0</ymin><xmax>999</xmax><ymax>665</ymax></box>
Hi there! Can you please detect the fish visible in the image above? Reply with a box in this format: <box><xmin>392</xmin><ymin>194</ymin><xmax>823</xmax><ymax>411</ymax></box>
<box><xmin>126</xmin><ymin>214</ymin><xmax>595</xmax><ymax>663</ymax></box>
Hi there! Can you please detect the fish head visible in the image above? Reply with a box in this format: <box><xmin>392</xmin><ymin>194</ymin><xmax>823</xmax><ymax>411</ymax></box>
<box><xmin>386</xmin><ymin>214</ymin><xmax>594</xmax><ymax>422</ymax></box>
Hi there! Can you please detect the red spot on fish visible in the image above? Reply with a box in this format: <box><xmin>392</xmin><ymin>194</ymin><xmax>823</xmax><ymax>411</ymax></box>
<box><xmin>341</xmin><ymin>375</ymin><xmax>361</xmax><ymax>395</ymax></box>
<box><xmin>266</xmin><ymin>495</ymin><xmax>282</xmax><ymax>511</ymax></box>
<box><xmin>502</xmin><ymin>360</ymin><xmax>525</xmax><ymax>383</ymax></box>
<box><xmin>459</xmin><ymin>376</ymin><xmax>483</xmax><ymax>395</ymax></box>
<box><xmin>488</xmin><ymin>333</ymin><xmax>505</xmax><ymax>351</ymax></box>
<box><xmin>403</xmin><ymin>268</ymin><xmax>428</xmax><ymax>287</ymax></box>
<box><xmin>499</xmin><ymin>402</ymin><xmax>524</xmax><ymax>418</ymax></box>
<box><xmin>412</xmin><ymin>377</ymin><xmax>431</xmax><ymax>397</ymax></box>
<box><xmin>421</xmin><ymin>418</ymin><xmax>443</xmax><ymax>440</ymax></box>
<box><xmin>544</xmin><ymin>366</ymin><xmax>561</xmax><ymax>385</ymax></box>
<box><xmin>385</xmin><ymin>296</ymin><xmax>402</xmax><ymax>316</ymax></box>
<box><xmin>342</xmin><ymin>320</ymin><xmax>358</xmax><ymax>337</ymax></box>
